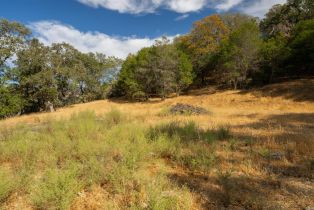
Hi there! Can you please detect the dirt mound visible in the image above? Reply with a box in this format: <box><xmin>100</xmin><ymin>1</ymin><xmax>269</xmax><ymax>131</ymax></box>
<box><xmin>169</xmin><ymin>103</ymin><xmax>210</xmax><ymax>115</ymax></box>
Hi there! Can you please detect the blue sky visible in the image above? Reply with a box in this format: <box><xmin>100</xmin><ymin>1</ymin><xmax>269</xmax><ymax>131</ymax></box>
<box><xmin>1</xmin><ymin>0</ymin><xmax>286</xmax><ymax>58</ymax></box>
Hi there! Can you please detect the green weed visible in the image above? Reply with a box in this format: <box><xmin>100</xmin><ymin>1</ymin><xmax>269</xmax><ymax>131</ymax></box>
<box><xmin>0</xmin><ymin>170</ymin><xmax>16</xmax><ymax>203</ymax></box>
<box><xmin>31</xmin><ymin>165</ymin><xmax>82</xmax><ymax>210</ymax></box>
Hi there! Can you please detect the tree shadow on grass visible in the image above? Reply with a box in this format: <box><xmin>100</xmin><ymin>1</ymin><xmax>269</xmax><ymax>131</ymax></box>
<box><xmin>168</xmin><ymin>162</ymin><xmax>313</xmax><ymax>209</ymax></box>
<box><xmin>232</xmin><ymin>113</ymin><xmax>314</xmax><ymax>178</ymax></box>
<box><xmin>233</xmin><ymin>113</ymin><xmax>314</xmax><ymax>142</ymax></box>
<box><xmin>108</xmin><ymin>97</ymin><xmax>164</xmax><ymax>104</ymax></box>
<box><xmin>239</xmin><ymin>79</ymin><xmax>314</xmax><ymax>102</ymax></box>
<box><xmin>167</xmin><ymin>112</ymin><xmax>314</xmax><ymax>209</ymax></box>
<box><xmin>168</xmin><ymin>172</ymin><xmax>291</xmax><ymax>210</ymax></box>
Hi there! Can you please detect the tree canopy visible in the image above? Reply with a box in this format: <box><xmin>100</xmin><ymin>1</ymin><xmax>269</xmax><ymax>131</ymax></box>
<box><xmin>113</xmin><ymin>37</ymin><xmax>194</xmax><ymax>100</ymax></box>
<box><xmin>0</xmin><ymin>19</ymin><xmax>122</xmax><ymax>118</ymax></box>
<box><xmin>1</xmin><ymin>0</ymin><xmax>313</xmax><ymax>117</ymax></box>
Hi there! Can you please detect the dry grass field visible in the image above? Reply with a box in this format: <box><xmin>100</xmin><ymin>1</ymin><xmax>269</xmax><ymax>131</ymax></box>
<box><xmin>0</xmin><ymin>79</ymin><xmax>313</xmax><ymax>210</ymax></box>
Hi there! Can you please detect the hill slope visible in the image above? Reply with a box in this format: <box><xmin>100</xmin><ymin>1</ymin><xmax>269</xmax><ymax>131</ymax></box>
<box><xmin>0</xmin><ymin>79</ymin><xmax>313</xmax><ymax>209</ymax></box>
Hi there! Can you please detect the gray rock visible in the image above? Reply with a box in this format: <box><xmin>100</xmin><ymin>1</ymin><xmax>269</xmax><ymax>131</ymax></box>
<box><xmin>270</xmin><ymin>152</ymin><xmax>284</xmax><ymax>160</ymax></box>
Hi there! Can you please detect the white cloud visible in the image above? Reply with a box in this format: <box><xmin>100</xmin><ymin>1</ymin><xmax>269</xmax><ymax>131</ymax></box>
<box><xmin>166</xmin><ymin>0</ymin><xmax>207</xmax><ymax>13</ymax></box>
<box><xmin>77</xmin><ymin>0</ymin><xmax>286</xmax><ymax>18</ymax></box>
<box><xmin>241</xmin><ymin>0</ymin><xmax>286</xmax><ymax>18</ymax></box>
<box><xmin>77</xmin><ymin>0</ymin><xmax>160</xmax><ymax>14</ymax></box>
<box><xmin>29</xmin><ymin>21</ymin><xmax>177</xmax><ymax>59</ymax></box>
<box><xmin>77</xmin><ymin>0</ymin><xmax>208</xmax><ymax>13</ymax></box>
<box><xmin>215</xmin><ymin>0</ymin><xmax>244</xmax><ymax>11</ymax></box>
<box><xmin>175</xmin><ymin>14</ymin><xmax>189</xmax><ymax>21</ymax></box>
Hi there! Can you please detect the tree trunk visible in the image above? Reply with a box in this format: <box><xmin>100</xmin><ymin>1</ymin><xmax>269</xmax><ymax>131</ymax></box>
<box><xmin>269</xmin><ymin>65</ymin><xmax>275</xmax><ymax>83</ymax></box>
<box><xmin>233</xmin><ymin>79</ymin><xmax>238</xmax><ymax>90</ymax></box>
<box><xmin>46</xmin><ymin>101</ymin><xmax>55</xmax><ymax>112</ymax></box>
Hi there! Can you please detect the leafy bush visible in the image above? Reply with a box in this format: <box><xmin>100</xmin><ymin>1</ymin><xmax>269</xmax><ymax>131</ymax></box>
<box><xmin>0</xmin><ymin>87</ymin><xmax>24</xmax><ymax>119</ymax></box>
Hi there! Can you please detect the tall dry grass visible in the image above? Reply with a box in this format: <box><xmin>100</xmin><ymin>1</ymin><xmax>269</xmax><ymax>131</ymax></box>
<box><xmin>0</xmin><ymin>79</ymin><xmax>313</xmax><ymax>209</ymax></box>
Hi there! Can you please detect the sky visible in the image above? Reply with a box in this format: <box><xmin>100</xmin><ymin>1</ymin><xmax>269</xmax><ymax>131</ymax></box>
<box><xmin>1</xmin><ymin>0</ymin><xmax>286</xmax><ymax>58</ymax></box>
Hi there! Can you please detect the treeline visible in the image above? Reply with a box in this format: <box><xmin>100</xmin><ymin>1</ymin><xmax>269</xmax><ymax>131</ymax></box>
<box><xmin>0</xmin><ymin>0</ymin><xmax>313</xmax><ymax>118</ymax></box>
<box><xmin>110</xmin><ymin>37</ymin><xmax>195</xmax><ymax>100</ymax></box>
<box><xmin>111</xmin><ymin>0</ymin><xmax>313</xmax><ymax>99</ymax></box>
<box><xmin>0</xmin><ymin>20</ymin><xmax>122</xmax><ymax>118</ymax></box>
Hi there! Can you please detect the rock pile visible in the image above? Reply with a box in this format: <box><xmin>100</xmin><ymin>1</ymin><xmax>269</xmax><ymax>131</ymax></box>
<box><xmin>169</xmin><ymin>103</ymin><xmax>210</xmax><ymax>115</ymax></box>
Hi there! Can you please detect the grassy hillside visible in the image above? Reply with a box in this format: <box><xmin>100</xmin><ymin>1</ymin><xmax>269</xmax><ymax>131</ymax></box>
<box><xmin>0</xmin><ymin>79</ymin><xmax>313</xmax><ymax>209</ymax></box>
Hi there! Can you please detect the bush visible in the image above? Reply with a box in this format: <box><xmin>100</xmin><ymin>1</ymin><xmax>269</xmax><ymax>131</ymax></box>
<box><xmin>0</xmin><ymin>87</ymin><xmax>24</xmax><ymax>119</ymax></box>
<box><xmin>31</xmin><ymin>166</ymin><xmax>83</xmax><ymax>210</ymax></box>
<box><xmin>148</xmin><ymin>121</ymin><xmax>222</xmax><ymax>172</ymax></box>
<box><xmin>216</xmin><ymin>125</ymin><xmax>232</xmax><ymax>140</ymax></box>
<box><xmin>148</xmin><ymin>121</ymin><xmax>215</xmax><ymax>143</ymax></box>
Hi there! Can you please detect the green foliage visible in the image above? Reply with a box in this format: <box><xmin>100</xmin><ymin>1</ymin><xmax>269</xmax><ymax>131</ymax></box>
<box><xmin>177</xmin><ymin>51</ymin><xmax>194</xmax><ymax>91</ymax></box>
<box><xmin>112</xmin><ymin>38</ymin><xmax>194</xmax><ymax>100</ymax></box>
<box><xmin>0</xmin><ymin>86</ymin><xmax>24</xmax><ymax>118</ymax></box>
<box><xmin>221</xmin><ymin>13</ymin><xmax>258</xmax><ymax>32</ymax></box>
<box><xmin>258</xmin><ymin>35</ymin><xmax>289</xmax><ymax>83</ymax></box>
<box><xmin>16</xmin><ymin>39</ymin><xmax>58</xmax><ymax>112</ymax></box>
<box><xmin>1</xmin><ymin>3</ymin><xmax>314</xmax><ymax>117</ymax></box>
<box><xmin>1</xmin><ymin>19</ymin><xmax>122</xmax><ymax>115</ymax></box>
<box><xmin>260</xmin><ymin>0</ymin><xmax>314</xmax><ymax>38</ymax></box>
<box><xmin>217</xmin><ymin>20</ymin><xmax>262</xmax><ymax>89</ymax></box>
<box><xmin>14</xmin><ymin>39</ymin><xmax>121</xmax><ymax>113</ymax></box>
<box><xmin>258</xmin><ymin>1</ymin><xmax>314</xmax><ymax>81</ymax></box>
<box><xmin>112</xmin><ymin>53</ymin><xmax>145</xmax><ymax>99</ymax></box>
<box><xmin>176</xmin><ymin>15</ymin><xmax>229</xmax><ymax>84</ymax></box>
<box><xmin>31</xmin><ymin>166</ymin><xmax>82</xmax><ymax>210</ymax></box>
<box><xmin>0</xmin><ymin>19</ymin><xmax>30</xmax><ymax>66</ymax></box>
<box><xmin>287</xmin><ymin>19</ymin><xmax>314</xmax><ymax>74</ymax></box>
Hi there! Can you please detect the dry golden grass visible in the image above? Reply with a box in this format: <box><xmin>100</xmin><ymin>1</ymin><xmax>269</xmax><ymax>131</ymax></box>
<box><xmin>1</xmin><ymin>79</ymin><xmax>313</xmax><ymax>209</ymax></box>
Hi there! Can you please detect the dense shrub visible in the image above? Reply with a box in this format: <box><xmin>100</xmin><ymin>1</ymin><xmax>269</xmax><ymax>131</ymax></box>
<box><xmin>0</xmin><ymin>87</ymin><xmax>24</xmax><ymax>118</ymax></box>
<box><xmin>112</xmin><ymin>38</ymin><xmax>195</xmax><ymax>100</ymax></box>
